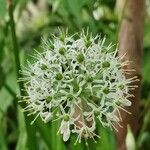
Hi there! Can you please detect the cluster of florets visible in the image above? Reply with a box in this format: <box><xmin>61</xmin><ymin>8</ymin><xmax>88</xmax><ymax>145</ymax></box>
<box><xmin>21</xmin><ymin>31</ymin><xmax>137</xmax><ymax>143</ymax></box>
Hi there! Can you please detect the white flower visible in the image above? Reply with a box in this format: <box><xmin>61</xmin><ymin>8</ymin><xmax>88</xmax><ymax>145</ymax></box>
<box><xmin>60</xmin><ymin>118</ymin><xmax>71</xmax><ymax>142</ymax></box>
<box><xmin>40</xmin><ymin>111</ymin><xmax>53</xmax><ymax>123</ymax></box>
<box><xmin>21</xmin><ymin>30</ymin><xmax>138</xmax><ymax>143</ymax></box>
<box><xmin>72</xmin><ymin>120</ymin><xmax>98</xmax><ymax>144</ymax></box>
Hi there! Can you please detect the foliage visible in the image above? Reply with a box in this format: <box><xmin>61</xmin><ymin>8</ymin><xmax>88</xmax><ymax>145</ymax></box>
<box><xmin>0</xmin><ymin>0</ymin><xmax>150</xmax><ymax>150</ymax></box>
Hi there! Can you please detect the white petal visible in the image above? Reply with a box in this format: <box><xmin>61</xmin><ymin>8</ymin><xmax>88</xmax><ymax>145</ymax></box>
<box><xmin>60</xmin><ymin>121</ymin><xmax>68</xmax><ymax>134</ymax></box>
<box><xmin>122</xmin><ymin>99</ymin><xmax>131</xmax><ymax>106</ymax></box>
<box><xmin>63</xmin><ymin>129</ymin><xmax>70</xmax><ymax>142</ymax></box>
<box><xmin>44</xmin><ymin>113</ymin><xmax>53</xmax><ymax>123</ymax></box>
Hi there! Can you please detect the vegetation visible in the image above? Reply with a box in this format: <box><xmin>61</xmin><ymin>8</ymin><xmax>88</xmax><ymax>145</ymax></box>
<box><xmin>0</xmin><ymin>0</ymin><xmax>150</xmax><ymax>150</ymax></box>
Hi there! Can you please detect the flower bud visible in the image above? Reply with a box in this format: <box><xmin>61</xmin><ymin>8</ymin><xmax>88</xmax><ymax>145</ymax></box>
<box><xmin>126</xmin><ymin>125</ymin><xmax>136</xmax><ymax>150</ymax></box>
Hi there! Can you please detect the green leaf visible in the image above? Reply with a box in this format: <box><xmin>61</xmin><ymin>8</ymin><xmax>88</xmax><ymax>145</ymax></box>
<box><xmin>16</xmin><ymin>108</ymin><xmax>28</xmax><ymax>150</ymax></box>
<box><xmin>96</xmin><ymin>125</ymin><xmax>116</xmax><ymax>150</ymax></box>
<box><xmin>70</xmin><ymin>135</ymin><xmax>83</xmax><ymax>150</ymax></box>
<box><xmin>35</xmin><ymin>118</ymin><xmax>53</xmax><ymax>149</ymax></box>
<box><xmin>0</xmin><ymin>126</ymin><xmax>7</xmax><ymax>150</ymax></box>
<box><xmin>51</xmin><ymin>119</ymin><xmax>66</xmax><ymax>150</ymax></box>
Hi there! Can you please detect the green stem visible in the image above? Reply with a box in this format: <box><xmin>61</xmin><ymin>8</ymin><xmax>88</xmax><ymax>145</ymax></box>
<box><xmin>8</xmin><ymin>1</ymin><xmax>24</xmax><ymax>96</ymax></box>
<box><xmin>8</xmin><ymin>1</ymin><xmax>52</xmax><ymax>149</ymax></box>
<box><xmin>8</xmin><ymin>1</ymin><xmax>37</xmax><ymax>150</ymax></box>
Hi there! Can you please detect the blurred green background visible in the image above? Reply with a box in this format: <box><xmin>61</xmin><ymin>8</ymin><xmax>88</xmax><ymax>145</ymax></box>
<box><xmin>0</xmin><ymin>0</ymin><xmax>150</xmax><ymax>150</ymax></box>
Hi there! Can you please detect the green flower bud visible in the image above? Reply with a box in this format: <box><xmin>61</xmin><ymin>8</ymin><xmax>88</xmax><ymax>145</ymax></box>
<box><xmin>103</xmin><ymin>87</ymin><xmax>110</xmax><ymax>94</ymax></box>
<box><xmin>116</xmin><ymin>101</ymin><xmax>121</xmax><ymax>106</ymax></box>
<box><xmin>107</xmin><ymin>106</ymin><xmax>114</xmax><ymax>113</ymax></box>
<box><xmin>41</xmin><ymin>64</ymin><xmax>47</xmax><ymax>70</ymax></box>
<box><xmin>77</xmin><ymin>53</ymin><xmax>84</xmax><ymax>63</ymax></box>
<box><xmin>116</xmin><ymin>64</ymin><xmax>121</xmax><ymax>69</ymax></box>
<box><xmin>64</xmin><ymin>115</ymin><xmax>69</xmax><ymax>121</ymax></box>
<box><xmin>59</xmin><ymin>47</ymin><xmax>66</xmax><ymax>55</ymax></box>
<box><xmin>60</xmin><ymin>34</ymin><xmax>65</xmax><ymax>42</ymax></box>
<box><xmin>86</xmin><ymin>35</ymin><xmax>91</xmax><ymax>41</ymax></box>
<box><xmin>55</xmin><ymin>73</ymin><xmax>63</xmax><ymax>80</ymax></box>
<box><xmin>94</xmin><ymin>110</ymin><xmax>100</xmax><ymax>116</ymax></box>
<box><xmin>67</xmin><ymin>94</ymin><xmax>74</xmax><ymax>101</ymax></box>
<box><xmin>102</xmin><ymin>61</ymin><xmax>110</xmax><ymax>68</ymax></box>
<box><xmin>101</xmin><ymin>114</ymin><xmax>107</xmax><ymax>123</ymax></box>
<box><xmin>86</xmin><ymin>76</ymin><xmax>93</xmax><ymax>82</ymax></box>
<box><xmin>118</xmin><ymin>84</ymin><xmax>124</xmax><ymax>90</ymax></box>
<box><xmin>46</xmin><ymin>96</ymin><xmax>52</xmax><ymax>102</ymax></box>
<box><xmin>31</xmin><ymin>72</ymin><xmax>35</xmax><ymax>76</ymax></box>
<box><xmin>85</xmin><ymin>40</ymin><xmax>92</xmax><ymax>48</ymax></box>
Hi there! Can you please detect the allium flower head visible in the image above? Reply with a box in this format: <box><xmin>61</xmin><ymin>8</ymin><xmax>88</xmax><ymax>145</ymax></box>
<box><xmin>21</xmin><ymin>30</ymin><xmax>138</xmax><ymax>143</ymax></box>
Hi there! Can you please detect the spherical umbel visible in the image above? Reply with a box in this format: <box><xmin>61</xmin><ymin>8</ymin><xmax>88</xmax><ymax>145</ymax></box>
<box><xmin>21</xmin><ymin>30</ymin><xmax>138</xmax><ymax>144</ymax></box>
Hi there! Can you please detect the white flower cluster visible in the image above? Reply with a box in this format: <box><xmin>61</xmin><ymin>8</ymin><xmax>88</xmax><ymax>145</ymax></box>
<box><xmin>21</xmin><ymin>31</ymin><xmax>137</xmax><ymax>143</ymax></box>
